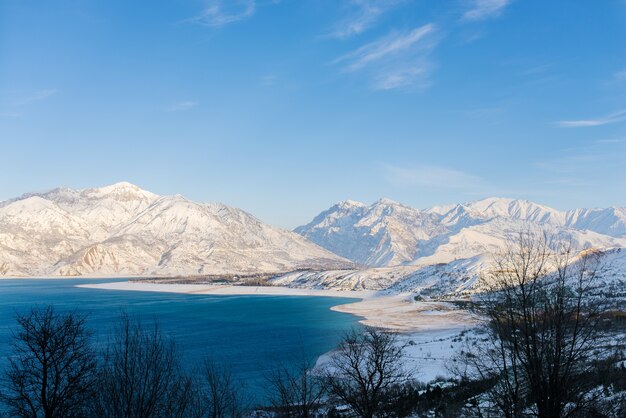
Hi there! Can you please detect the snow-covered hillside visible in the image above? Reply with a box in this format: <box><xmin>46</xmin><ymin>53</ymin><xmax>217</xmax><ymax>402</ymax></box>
<box><xmin>289</xmin><ymin>197</ymin><xmax>626</xmax><ymax>295</ymax></box>
<box><xmin>297</xmin><ymin>197</ymin><xmax>626</xmax><ymax>268</ymax></box>
<box><xmin>294</xmin><ymin>199</ymin><xmax>447</xmax><ymax>267</ymax></box>
<box><xmin>3</xmin><ymin>185</ymin><xmax>625</xmax><ymax>296</ymax></box>
<box><xmin>566</xmin><ymin>207</ymin><xmax>626</xmax><ymax>237</ymax></box>
<box><xmin>0</xmin><ymin>183</ymin><xmax>351</xmax><ymax>277</ymax></box>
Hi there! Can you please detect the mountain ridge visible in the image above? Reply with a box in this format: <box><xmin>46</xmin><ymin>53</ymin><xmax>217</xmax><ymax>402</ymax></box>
<box><xmin>295</xmin><ymin>197</ymin><xmax>626</xmax><ymax>269</ymax></box>
<box><xmin>0</xmin><ymin>183</ymin><xmax>351</xmax><ymax>277</ymax></box>
<box><xmin>2</xmin><ymin>185</ymin><xmax>626</xmax><ymax>297</ymax></box>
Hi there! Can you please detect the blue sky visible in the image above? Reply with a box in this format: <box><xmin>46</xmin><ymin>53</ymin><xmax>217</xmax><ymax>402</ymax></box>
<box><xmin>1</xmin><ymin>0</ymin><xmax>626</xmax><ymax>228</ymax></box>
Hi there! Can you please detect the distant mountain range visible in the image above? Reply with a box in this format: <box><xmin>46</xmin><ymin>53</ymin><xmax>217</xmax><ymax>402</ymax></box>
<box><xmin>295</xmin><ymin>197</ymin><xmax>626</xmax><ymax>268</ymax></box>
<box><xmin>0</xmin><ymin>182</ymin><xmax>350</xmax><ymax>277</ymax></box>
<box><xmin>289</xmin><ymin>197</ymin><xmax>626</xmax><ymax>294</ymax></box>
<box><xmin>1</xmin><ymin>183</ymin><xmax>625</xmax><ymax>296</ymax></box>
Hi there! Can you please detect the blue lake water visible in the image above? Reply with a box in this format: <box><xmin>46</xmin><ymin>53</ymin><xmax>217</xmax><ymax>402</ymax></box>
<box><xmin>0</xmin><ymin>279</ymin><xmax>360</xmax><ymax>404</ymax></box>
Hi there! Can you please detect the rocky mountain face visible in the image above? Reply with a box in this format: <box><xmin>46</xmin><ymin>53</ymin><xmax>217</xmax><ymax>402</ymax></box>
<box><xmin>294</xmin><ymin>199</ymin><xmax>447</xmax><ymax>267</ymax></box>
<box><xmin>2</xmin><ymin>183</ymin><xmax>625</xmax><ymax>298</ymax></box>
<box><xmin>0</xmin><ymin>183</ymin><xmax>350</xmax><ymax>277</ymax></box>
<box><xmin>288</xmin><ymin>197</ymin><xmax>626</xmax><ymax>294</ymax></box>
<box><xmin>297</xmin><ymin>197</ymin><xmax>626</xmax><ymax>268</ymax></box>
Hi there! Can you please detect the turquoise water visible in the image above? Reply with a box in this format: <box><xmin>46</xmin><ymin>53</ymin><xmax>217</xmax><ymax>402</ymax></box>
<box><xmin>0</xmin><ymin>279</ymin><xmax>360</xmax><ymax>404</ymax></box>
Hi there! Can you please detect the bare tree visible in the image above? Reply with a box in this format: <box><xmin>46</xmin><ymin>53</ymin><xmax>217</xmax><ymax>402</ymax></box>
<box><xmin>0</xmin><ymin>306</ymin><xmax>97</xmax><ymax>418</ymax></box>
<box><xmin>461</xmin><ymin>231</ymin><xmax>609</xmax><ymax>418</ymax></box>
<box><xmin>265</xmin><ymin>354</ymin><xmax>327</xmax><ymax>417</ymax></box>
<box><xmin>324</xmin><ymin>327</ymin><xmax>409</xmax><ymax>418</ymax></box>
<box><xmin>202</xmin><ymin>357</ymin><xmax>249</xmax><ymax>418</ymax></box>
<box><xmin>92</xmin><ymin>314</ymin><xmax>199</xmax><ymax>418</ymax></box>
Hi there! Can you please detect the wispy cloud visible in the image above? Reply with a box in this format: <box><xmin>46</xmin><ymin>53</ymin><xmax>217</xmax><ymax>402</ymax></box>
<box><xmin>615</xmin><ymin>66</ymin><xmax>626</xmax><ymax>81</ymax></box>
<box><xmin>557</xmin><ymin>109</ymin><xmax>626</xmax><ymax>128</ymax></box>
<box><xmin>12</xmin><ymin>89</ymin><xmax>58</xmax><ymax>107</ymax></box>
<box><xmin>329</xmin><ymin>0</ymin><xmax>402</xmax><ymax>39</ymax></box>
<box><xmin>462</xmin><ymin>0</ymin><xmax>511</xmax><ymax>21</ymax></box>
<box><xmin>166</xmin><ymin>101</ymin><xmax>198</xmax><ymax>112</ymax></box>
<box><xmin>334</xmin><ymin>24</ymin><xmax>438</xmax><ymax>90</ymax></box>
<box><xmin>188</xmin><ymin>0</ymin><xmax>256</xmax><ymax>27</ymax></box>
<box><xmin>383</xmin><ymin>163</ymin><xmax>485</xmax><ymax>190</ymax></box>
<box><xmin>337</xmin><ymin>24</ymin><xmax>435</xmax><ymax>70</ymax></box>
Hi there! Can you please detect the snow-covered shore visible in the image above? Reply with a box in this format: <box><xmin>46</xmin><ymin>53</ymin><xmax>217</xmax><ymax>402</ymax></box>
<box><xmin>80</xmin><ymin>281</ymin><xmax>479</xmax><ymax>383</ymax></box>
<box><xmin>332</xmin><ymin>296</ymin><xmax>478</xmax><ymax>331</ymax></box>
<box><xmin>79</xmin><ymin>281</ymin><xmax>477</xmax><ymax>333</ymax></box>
<box><xmin>77</xmin><ymin>281</ymin><xmax>373</xmax><ymax>298</ymax></box>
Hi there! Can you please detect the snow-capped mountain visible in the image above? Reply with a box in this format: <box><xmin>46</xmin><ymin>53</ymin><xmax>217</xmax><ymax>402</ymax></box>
<box><xmin>294</xmin><ymin>198</ymin><xmax>447</xmax><ymax>267</ymax></box>
<box><xmin>274</xmin><ymin>198</ymin><xmax>626</xmax><ymax>297</ymax></box>
<box><xmin>3</xmin><ymin>185</ymin><xmax>625</xmax><ymax>297</ymax></box>
<box><xmin>0</xmin><ymin>183</ymin><xmax>351</xmax><ymax>277</ymax></box>
<box><xmin>566</xmin><ymin>207</ymin><xmax>626</xmax><ymax>238</ymax></box>
<box><xmin>297</xmin><ymin>197</ymin><xmax>626</xmax><ymax>269</ymax></box>
<box><xmin>289</xmin><ymin>197</ymin><xmax>626</xmax><ymax>294</ymax></box>
<box><xmin>434</xmin><ymin>197</ymin><xmax>567</xmax><ymax>226</ymax></box>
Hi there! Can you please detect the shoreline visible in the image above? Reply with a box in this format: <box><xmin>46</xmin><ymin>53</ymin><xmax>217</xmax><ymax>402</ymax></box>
<box><xmin>77</xmin><ymin>281</ymin><xmax>375</xmax><ymax>298</ymax></box>
<box><xmin>79</xmin><ymin>281</ymin><xmax>478</xmax><ymax>333</ymax></box>
<box><xmin>80</xmin><ymin>281</ymin><xmax>480</xmax><ymax>383</ymax></box>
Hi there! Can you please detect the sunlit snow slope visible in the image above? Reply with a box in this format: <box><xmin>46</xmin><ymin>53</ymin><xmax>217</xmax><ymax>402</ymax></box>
<box><xmin>0</xmin><ymin>183</ymin><xmax>351</xmax><ymax>277</ymax></box>
<box><xmin>290</xmin><ymin>198</ymin><xmax>626</xmax><ymax>294</ymax></box>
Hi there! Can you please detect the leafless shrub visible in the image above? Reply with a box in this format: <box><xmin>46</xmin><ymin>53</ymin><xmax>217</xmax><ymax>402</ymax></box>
<box><xmin>202</xmin><ymin>357</ymin><xmax>250</xmax><ymax>418</ymax></box>
<box><xmin>265</xmin><ymin>354</ymin><xmax>328</xmax><ymax>417</ymax></box>
<box><xmin>460</xmin><ymin>230</ymin><xmax>612</xmax><ymax>418</ymax></box>
<box><xmin>92</xmin><ymin>314</ymin><xmax>199</xmax><ymax>418</ymax></box>
<box><xmin>1</xmin><ymin>306</ymin><xmax>97</xmax><ymax>418</ymax></box>
<box><xmin>324</xmin><ymin>327</ymin><xmax>410</xmax><ymax>418</ymax></box>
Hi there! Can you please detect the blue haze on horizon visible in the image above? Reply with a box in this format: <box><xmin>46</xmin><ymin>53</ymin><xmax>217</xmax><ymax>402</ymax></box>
<box><xmin>1</xmin><ymin>0</ymin><xmax>626</xmax><ymax>228</ymax></box>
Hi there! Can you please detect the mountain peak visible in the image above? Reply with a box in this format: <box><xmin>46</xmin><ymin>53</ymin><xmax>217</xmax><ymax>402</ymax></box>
<box><xmin>83</xmin><ymin>182</ymin><xmax>158</xmax><ymax>201</ymax></box>
<box><xmin>0</xmin><ymin>183</ymin><xmax>351</xmax><ymax>277</ymax></box>
<box><xmin>96</xmin><ymin>181</ymin><xmax>143</xmax><ymax>193</ymax></box>
<box><xmin>336</xmin><ymin>199</ymin><xmax>366</xmax><ymax>209</ymax></box>
<box><xmin>374</xmin><ymin>197</ymin><xmax>401</xmax><ymax>206</ymax></box>
<box><xmin>467</xmin><ymin>196</ymin><xmax>561</xmax><ymax>215</ymax></box>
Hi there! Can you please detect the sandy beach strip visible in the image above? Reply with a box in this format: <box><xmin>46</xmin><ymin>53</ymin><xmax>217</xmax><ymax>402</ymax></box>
<box><xmin>332</xmin><ymin>296</ymin><xmax>479</xmax><ymax>331</ymax></box>
<box><xmin>78</xmin><ymin>281</ymin><xmax>374</xmax><ymax>298</ymax></box>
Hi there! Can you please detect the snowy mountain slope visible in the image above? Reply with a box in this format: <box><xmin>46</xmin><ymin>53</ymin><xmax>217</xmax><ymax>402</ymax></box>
<box><xmin>273</xmin><ymin>247</ymin><xmax>626</xmax><ymax>299</ymax></box>
<box><xmin>430</xmin><ymin>198</ymin><xmax>626</xmax><ymax>237</ymax></box>
<box><xmin>3</xmin><ymin>183</ymin><xmax>625</xmax><ymax>295</ymax></box>
<box><xmin>0</xmin><ymin>183</ymin><xmax>351</xmax><ymax>277</ymax></box>
<box><xmin>298</xmin><ymin>197</ymin><xmax>626</xmax><ymax>268</ymax></box>
<box><xmin>291</xmin><ymin>197</ymin><xmax>626</xmax><ymax>294</ymax></box>
<box><xmin>566</xmin><ymin>207</ymin><xmax>626</xmax><ymax>238</ymax></box>
<box><xmin>271</xmin><ymin>265</ymin><xmax>422</xmax><ymax>291</ymax></box>
<box><xmin>295</xmin><ymin>199</ymin><xmax>447</xmax><ymax>267</ymax></box>
<box><xmin>457</xmin><ymin>197</ymin><xmax>566</xmax><ymax>226</ymax></box>
<box><xmin>410</xmin><ymin>218</ymin><xmax>625</xmax><ymax>266</ymax></box>
<box><xmin>17</xmin><ymin>182</ymin><xmax>160</xmax><ymax>241</ymax></box>
<box><xmin>0</xmin><ymin>196</ymin><xmax>94</xmax><ymax>276</ymax></box>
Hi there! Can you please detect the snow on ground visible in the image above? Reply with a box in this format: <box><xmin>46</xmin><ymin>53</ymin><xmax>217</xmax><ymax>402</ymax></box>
<box><xmin>332</xmin><ymin>296</ymin><xmax>478</xmax><ymax>331</ymax></box>
<box><xmin>332</xmin><ymin>297</ymin><xmax>478</xmax><ymax>383</ymax></box>
<box><xmin>314</xmin><ymin>327</ymin><xmax>477</xmax><ymax>383</ymax></box>
<box><xmin>78</xmin><ymin>281</ymin><xmax>373</xmax><ymax>298</ymax></box>
<box><xmin>399</xmin><ymin>328</ymin><xmax>473</xmax><ymax>383</ymax></box>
